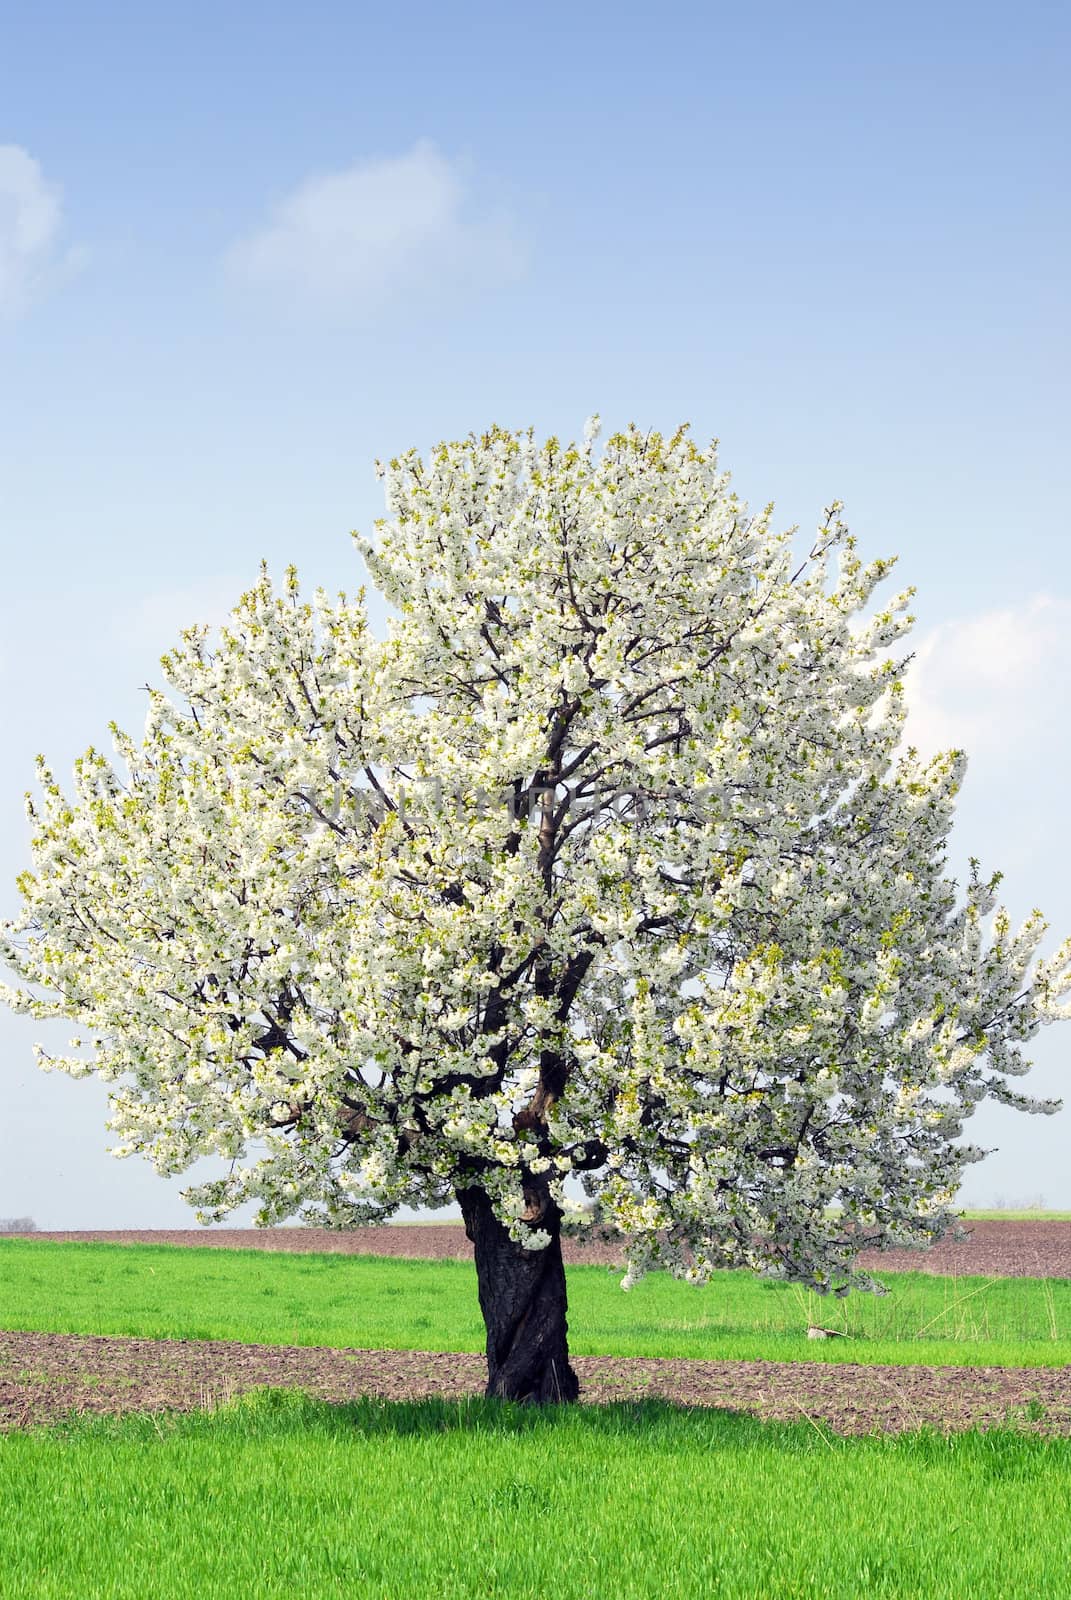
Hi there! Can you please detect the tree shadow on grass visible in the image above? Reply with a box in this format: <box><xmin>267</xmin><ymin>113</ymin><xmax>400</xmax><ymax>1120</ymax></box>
<box><xmin>39</xmin><ymin>1387</ymin><xmax>787</xmax><ymax>1446</ymax></box>
<box><xmin>34</xmin><ymin>1387</ymin><xmax>1071</xmax><ymax>1475</ymax></box>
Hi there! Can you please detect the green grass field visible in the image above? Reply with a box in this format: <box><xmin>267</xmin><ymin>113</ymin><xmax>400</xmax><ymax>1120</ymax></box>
<box><xmin>3</xmin><ymin>1237</ymin><xmax>1071</xmax><ymax>1598</ymax></box>
<box><xmin>1</xmin><ymin>1237</ymin><xmax>1070</xmax><ymax>1367</ymax></box>
<box><xmin>960</xmin><ymin>1209</ymin><xmax>1071</xmax><ymax>1221</ymax></box>
<box><xmin>1</xmin><ymin>1390</ymin><xmax>1069</xmax><ymax>1599</ymax></box>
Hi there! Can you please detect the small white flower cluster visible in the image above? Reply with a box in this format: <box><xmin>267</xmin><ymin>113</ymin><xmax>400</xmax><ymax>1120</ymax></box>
<box><xmin>2</xmin><ymin>420</ymin><xmax>1069</xmax><ymax>1292</ymax></box>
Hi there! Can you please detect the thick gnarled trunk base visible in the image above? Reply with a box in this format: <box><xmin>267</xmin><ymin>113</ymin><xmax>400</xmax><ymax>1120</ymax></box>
<box><xmin>458</xmin><ymin>1186</ymin><xmax>581</xmax><ymax>1404</ymax></box>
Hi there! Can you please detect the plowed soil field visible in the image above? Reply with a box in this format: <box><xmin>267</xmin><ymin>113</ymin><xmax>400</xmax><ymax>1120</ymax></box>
<box><xmin>14</xmin><ymin>1218</ymin><xmax>1071</xmax><ymax>1276</ymax></box>
<box><xmin>3</xmin><ymin>1222</ymin><xmax>1069</xmax><ymax>1435</ymax></box>
<box><xmin>0</xmin><ymin>1329</ymin><xmax>1066</xmax><ymax>1436</ymax></box>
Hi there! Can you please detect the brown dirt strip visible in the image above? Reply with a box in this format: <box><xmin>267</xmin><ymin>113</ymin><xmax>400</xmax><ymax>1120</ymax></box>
<box><xmin>10</xmin><ymin>1219</ymin><xmax>1071</xmax><ymax>1277</ymax></box>
<box><xmin>1</xmin><ymin>1329</ymin><xmax>1068</xmax><ymax>1436</ymax></box>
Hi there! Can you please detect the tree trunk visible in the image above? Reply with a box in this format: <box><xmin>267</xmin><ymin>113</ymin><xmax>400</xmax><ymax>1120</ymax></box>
<box><xmin>457</xmin><ymin>1184</ymin><xmax>581</xmax><ymax>1403</ymax></box>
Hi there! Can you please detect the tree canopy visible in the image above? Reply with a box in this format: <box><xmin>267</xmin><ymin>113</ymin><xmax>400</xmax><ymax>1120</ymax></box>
<box><xmin>4</xmin><ymin>419</ymin><xmax>1069</xmax><ymax>1398</ymax></box>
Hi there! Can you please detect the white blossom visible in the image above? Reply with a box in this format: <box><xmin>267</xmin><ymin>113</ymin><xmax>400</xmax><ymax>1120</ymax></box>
<box><xmin>2</xmin><ymin>420</ymin><xmax>1069</xmax><ymax>1292</ymax></box>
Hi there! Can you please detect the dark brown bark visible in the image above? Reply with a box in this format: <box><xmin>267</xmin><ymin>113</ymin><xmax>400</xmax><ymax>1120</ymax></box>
<box><xmin>457</xmin><ymin>1184</ymin><xmax>581</xmax><ymax>1404</ymax></box>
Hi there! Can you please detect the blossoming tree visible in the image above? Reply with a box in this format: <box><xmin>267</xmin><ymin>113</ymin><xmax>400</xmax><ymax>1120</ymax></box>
<box><xmin>4</xmin><ymin>420</ymin><xmax>1069</xmax><ymax>1402</ymax></box>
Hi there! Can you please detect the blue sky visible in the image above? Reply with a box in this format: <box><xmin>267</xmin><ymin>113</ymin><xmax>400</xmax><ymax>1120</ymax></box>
<box><xmin>1</xmin><ymin>1</ymin><xmax>1069</xmax><ymax>1225</ymax></box>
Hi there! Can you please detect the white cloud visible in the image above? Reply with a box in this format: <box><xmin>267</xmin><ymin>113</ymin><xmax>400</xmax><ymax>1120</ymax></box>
<box><xmin>902</xmin><ymin>594</ymin><xmax>1071</xmax><ymax>761</ymax></box>
<box><xmin>224</xmin><ymin>140</ymin><xmax>525</xmax><ymax>317</ymax></box>
<box><xmin>0</xmin><ymin>146</ymin><xmax>83</xmax><ymax>318</ymax></box>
